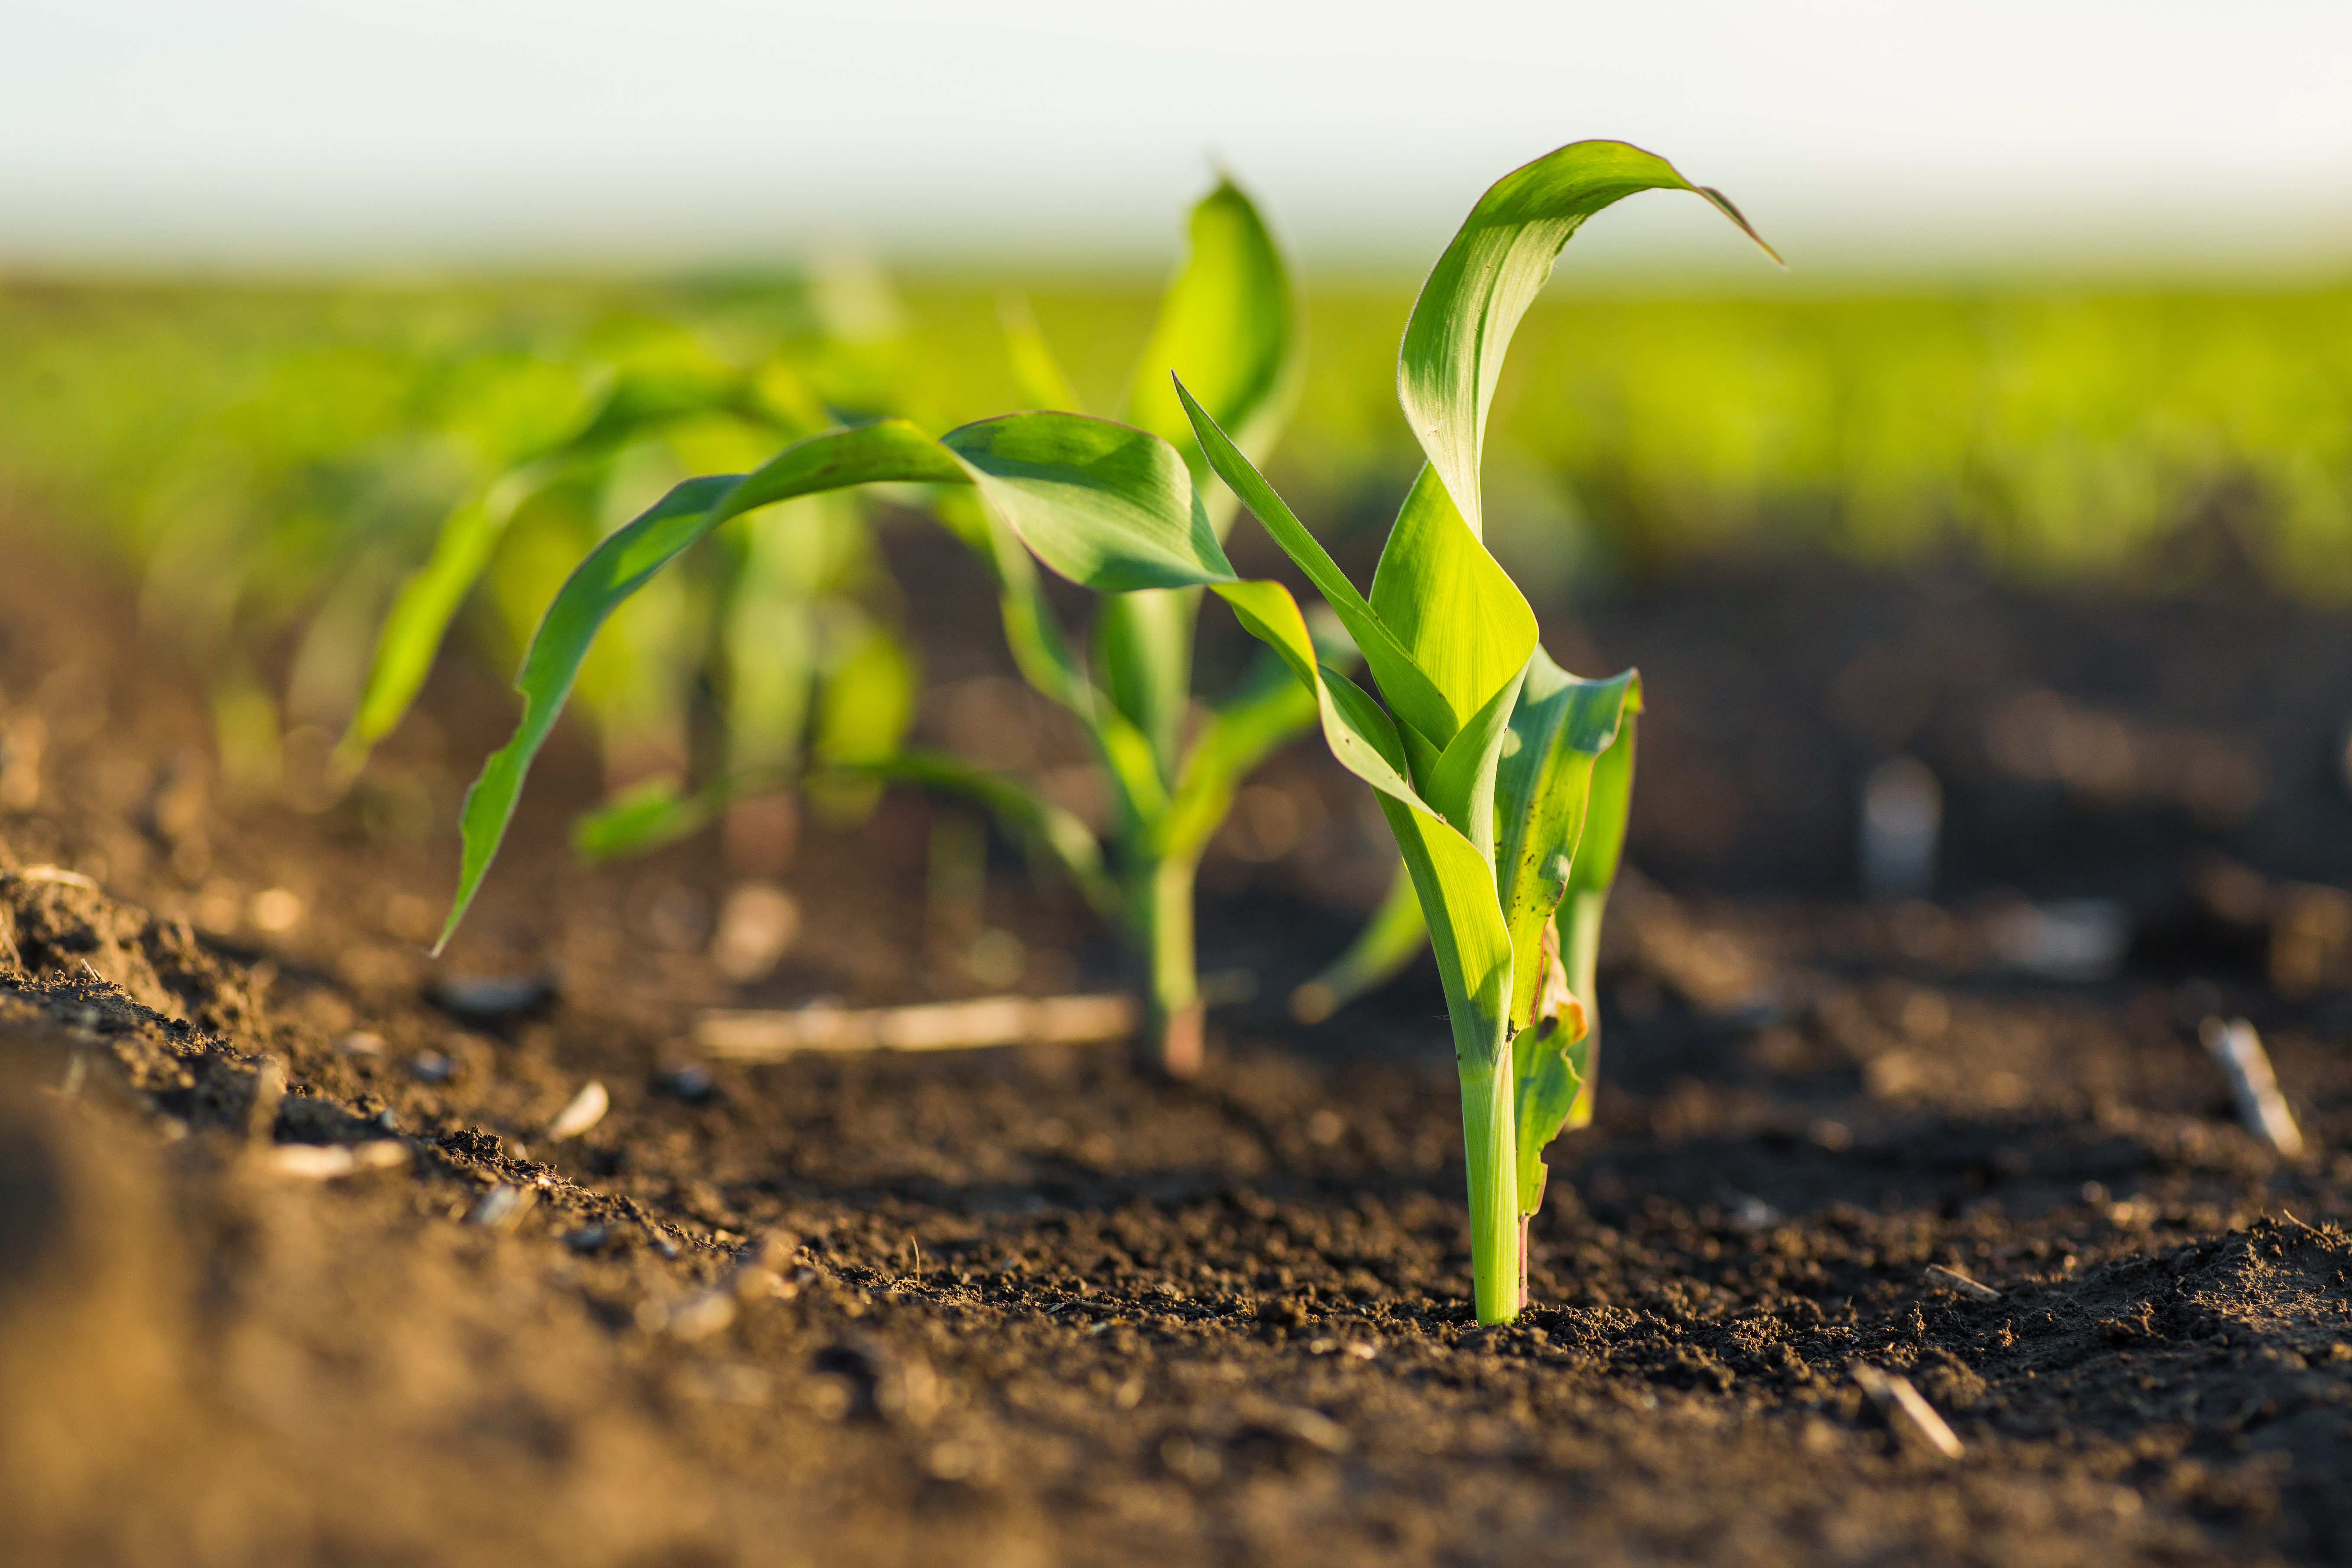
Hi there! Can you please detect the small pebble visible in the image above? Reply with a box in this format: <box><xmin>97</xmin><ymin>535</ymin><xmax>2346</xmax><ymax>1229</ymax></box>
<box><xmin>564</xmin><ymin>1225</ymin><xmax>610</xmax><ymax>1253</ymax></box>
<box><xmin>431</xmin><ymin>971</ymin><xmax>557</xmax><ymax>1021</ymax></box>
<box><xmin>655</xmin><ymin>1064</ymin><xmax>716</xmax><ymax>1102</ymax></box>
<box><xmin>336</xmin><ymin>1031</ymin><xmax>385</xmax><ymax>1055</ymax></box>
<box><xmin>410</xmin><ymin>1052</ymin><xmax>457</xmax><ymax>1083</ymax></box>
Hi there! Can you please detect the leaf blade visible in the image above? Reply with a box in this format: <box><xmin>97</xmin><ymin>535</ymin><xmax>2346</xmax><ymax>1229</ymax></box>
<box><xmin>941</xmin><ymin>412</ymin><xmax>1235</xmax><ymax>592</ymax></box>
<box><xmin>438</xmin><ymin>419</ymin><xmax>958</xmax><ymax>949</ymax></box>
<box><xmin>1173</xmin><ymin>378</ymin><xmax>1461</xmax><ymax>747</ymax></box>
<box><xmin>1123</xmin><ymin>175</ymin><xmax>1301</xmax><ymax>524</ymax></box>
<box><xmin>1398</xmin><ymin>139</ymin><xmax>1778</xmax><ymax>536</ymax></box>
<box><xmin>1495</xmin><ymin>652</ymin><xmax>1640</xmax><ymax>1029</ymax></box>
<box><xmin>1369</xmin><ymin>465</ymin><xmax>1539</xmax><ymax>733</ymax></box>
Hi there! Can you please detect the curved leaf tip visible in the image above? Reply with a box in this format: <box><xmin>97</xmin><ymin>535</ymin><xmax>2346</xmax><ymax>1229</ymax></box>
<box><xmin>1398</xmin><ymin>138</ymin><xmax>1781</xmax><ymax>535</ymax></box>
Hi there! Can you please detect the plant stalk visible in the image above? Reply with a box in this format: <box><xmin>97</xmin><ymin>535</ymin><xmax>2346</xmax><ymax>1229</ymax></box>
<box><xmin>1459</xmin><ymin>1050</ymin><xmax>1522</xmax><ymax>1324</ymax></box>
<box><xmin>1134</xmin><ymin>852</ymin><xmax>1204</xmax><ymax>1078</ymax></box>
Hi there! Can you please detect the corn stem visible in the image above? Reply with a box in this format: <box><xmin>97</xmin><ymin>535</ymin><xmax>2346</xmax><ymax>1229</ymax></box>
<box><xmin>1459</xmin><ymin>1049</ymin><xmax>1522</xmax><ymax>1324</ymax></box>
<box><xmin>1133</xmin><ymin>852</ymin><xmax>1204</xmax><ymax>1078</ymax></box>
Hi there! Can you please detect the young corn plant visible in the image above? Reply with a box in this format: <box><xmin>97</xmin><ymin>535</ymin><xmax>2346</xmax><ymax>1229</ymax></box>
<box><xmin>504</xmin><ymin>179</ymin><xmax>1315</xmax><ymax>1075</ymax></box>
<box><xmin>338</xmin><ymin>291</ymin><xmax>918</xmax><ymax>855</ymax></box>
<box><xmin>982</xmin><ymin>140</ymin><xmax>1777</xmax><ymax>1322</ymax></box>
<box><xmin>884</xmin><ymin>177</ymin><xmax>1308</xmax><ymax>1074</ymax></box>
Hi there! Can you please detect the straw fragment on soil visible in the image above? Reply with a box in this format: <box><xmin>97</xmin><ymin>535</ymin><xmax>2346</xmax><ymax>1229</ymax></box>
<box><xmin>268</xmin><ymin>1140</ymin><xmax>409</xmax><ymax>1179</ymax></box>
<box><xmin>696</xmin><ymin>992</ymin><xmax>1136</xmax><ymax>1058</ymax></box>
<box><xmin>2200</xmin><ymin>1015</ymin><xmax>2305</xmax><ymax>1157</ymax></box>
<box><xmin>1921</xmin><ymin>1263</ymin><xmax>2001</xmax><ymax>1301</ymax></box>
<box><xmin>1850</xmin><ymin>1364</ymin><xmax>1964</xmax><ymax>1459</ymax></box>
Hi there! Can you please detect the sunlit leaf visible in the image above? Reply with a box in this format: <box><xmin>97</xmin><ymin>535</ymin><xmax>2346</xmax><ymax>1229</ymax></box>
<box><xmin>833</xmin><ymin>749</ymin><xmax>1116</xmax><ymax>916</ymax></box>
<box><xmin>1124</xmin><ymin>175</ymin><xmax>1300</xmax><ymax>519</ymax></box>
<box><xmin>439</xmin><ymin>419</ymin><xmax>959</xmax><ymax>950</ymax></box>
<box><xmin>1557</xmin><ymin>697</ymin><xmax>1639</xmax><ymax>1133</ymax></box>
<box><xmin>1492</xmin><ymin>653</ymin><xmax>1638</xmax><ymax>1217</ymax></box>
<box><xmin>1510</xmin><ymin>918</ymin><xmax>1589</xmax><ymax>1220</ymax></box>
<box><xmin>1289</xmin><ymin>867</ymin><xmax>1427</xmax><ymax>1024</ymax></box>
<box><xmin>338</xmin><ymin>464</ymin><xmax>550</xmax><ymax>766</ymax></box>
<box><xmin>1368</xmin><ymin>465</ymin><xmax>1538</xmax><ymax>733</ymax></box>
<box><xmin>572</xmin><ymin>776</ymin><xmax>720</xmax><ymax>860</ymax></box>
<box><xmin>997</xmin><ymin>294</ymin><xmax>1086</xmax><ymax>412</ymax></box>
<box><xmin>1398</xmin><ymin>139</ymin><xmax>1779</xmax><ymax>536</ymax></box>
<box><xmin>941</xmin><ymin>412</ymin><xmax>1233</xmax><ymax>592</ymax></box>
<box><xmin>1207</xmin><ymin>578</ymin><xmax>1512</xmax><ymax>1084</ymax></box>
<box><xmin>1173</xmin><ymin>378</ymin><xmax>1460</xmax><ymax>747</ymax></box>
<box><xmin>1494</xmin><ymin>653</ymin><xmax>1639</xmax><ymax>1029</ymax></box>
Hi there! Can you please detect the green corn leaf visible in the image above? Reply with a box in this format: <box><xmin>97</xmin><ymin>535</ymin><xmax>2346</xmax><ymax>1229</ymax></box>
<box><xmin>1398</xmin><ymin>139</ymin><xmax>1779</xmax><ymax>536</ymax></box>
<box><xmin>833</xmin><ymin>749</ymin><xmax>1116</xmax><ymax>916</ymax></box>
<box><xmin>1171</xmin><ymin>378</ymin><xmax>1461</xmax><ymax>748</ymax></box>
<box><xmin>941</xmin><ymin>412</ymin><xmax>1234</xmax><ymax>592</ymax></box>
<box><xmin>1565</xmin><ymin>693</ymin><xmax>1638</xmax><ymax>913</ymax></box>
<box><xmin>1095</xmin><ymin>588</ymin><xmax>1198</xmax><ymax>783</ymax></box>
<box><xmin>1124</xmin><ymin>176</ymin><xmax>1300</xmax><ymax>522</ymax></box>
<box><xmin>928</xmin><ymin>483</ymin><xmax>1169</xmax><ymax>835</ymax></box>
<box><xmin>1509</xmin><ymin>918</ymin><xmax>1586</xmax><ymax>1224</ymax></box>
<box><xmin>1369</xmin><ymin>465</ymin><xmax>1539</xmax><ymax>730</ymax></box>
<box><xmin>998</xmin><ymin>293</ymin><xmax>1087</xmax><ymax>412</ymax></box>
<box><xmin>572</xmin><ymin>775</ymin><xmax>727</xmax><ymax>861</ymax></box>
<box><xmin>337</xmin><ymin>463</ymin><xmax>551</xmax><ymax>766</ymax></box>
<box><xmin>1420</xmin><ymin>656</ymin><xmax>1530</xmax><ymax>861</ymax></box>
<box><xmin>931</xmin><ymin>488</ymin><xmax>1096</xmax><ymax>717</ymax></box>
<box><xmin>1290</xmin><ymin>866</ymin><xmax>1427</xmax><ymax>1023</ymax></box>
<box><xmin>1099</xmin><ymin>175</ymin><xmax>1298</xmax><ymax>789</ymax></box>
<box><xmin>1557</xmin><ymin>695</ymin><xmax>1639</xmax><ymax>1134</ymax></box>
<box><xmin>1209</xmin><ymin>578</ymin><xmax>1512</xmax><ymax>1079</ymax></box>
<box><xmin>1495</xmin><ymin>652</ymin><xmax>1640</xmax><ymax>1030</ymax></box>
<box><xmin>807</xmin><ymin>620</ymin><xmax>920</xmax><ymax>821</ymax></box>
<box><xmin>1154</xmin><ymin>643</ymin><xmax>1317</xmax><ymax>866</ymax></box>
<box><xmin>439</xmin><ymin>419</ymin><xmax>961</xmax><ymax>950</ymax></box>
<box><xmin>1495</xmin><ymin>655</ymin><xmax>1638</xmax><ymax>1220</ymax></box>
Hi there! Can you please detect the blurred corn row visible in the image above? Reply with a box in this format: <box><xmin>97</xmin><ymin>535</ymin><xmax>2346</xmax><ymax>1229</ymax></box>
<box><xmin>1</xmin><ymin>273</ymin><xmax>2347</xmax><ymax>807</ymax></box>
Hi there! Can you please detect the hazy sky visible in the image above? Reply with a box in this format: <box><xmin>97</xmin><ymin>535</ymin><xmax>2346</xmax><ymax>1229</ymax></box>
<box><xmin>5</xmin><ymin>0</ymin><xmax>2348</xmax><ymax>274</ymax></box>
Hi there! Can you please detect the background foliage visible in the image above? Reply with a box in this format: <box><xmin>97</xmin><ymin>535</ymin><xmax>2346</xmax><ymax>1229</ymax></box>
<box><xmin>3</xmin><ymin>271</ymin><xmax>2348</xmax><ymax>752</ymax></box>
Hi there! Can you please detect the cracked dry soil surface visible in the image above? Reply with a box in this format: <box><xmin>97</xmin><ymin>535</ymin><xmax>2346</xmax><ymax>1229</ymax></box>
<box><xmin>4</xmin><ymin>541</ymin><xmax>2352</xmax><ymax>1567</ymax></box>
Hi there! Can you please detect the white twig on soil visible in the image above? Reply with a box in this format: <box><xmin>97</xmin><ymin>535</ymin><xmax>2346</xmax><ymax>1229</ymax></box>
<box><xmin>1850</xmin><ymin>1363</ymin><xmax>1964</xmax><ymax>1459</ymax></box>
<box><xmin>1922</xmin><ymin>1263</ymin><xmax>2001</xmax><ymax>1301</ymax></box>
<box><xmin>2200</xmin><ymin>1016</ymin><xmax>2305</xmax><ymax>1158</ymax></box>
<box><xmin>695</xmin><ymin>993</ymin><xmax>1138</xmax><ymax>1061</ymax></box>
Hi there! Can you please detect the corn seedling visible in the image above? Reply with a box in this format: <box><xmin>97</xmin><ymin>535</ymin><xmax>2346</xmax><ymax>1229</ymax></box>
<box><xmin>461</xmin><ymin>180</ymin><xmax>1318</xmax><ymax>1075</ymax></box>
<box><xmin>980</xmin><ymin>141</ymin><xmax>1777</xmax><ymax>1322</ymax></box>
<box><xmin>886</xmin><ymin>177</ymin><xmax>1308</xmax><ymax>1073</ymax></box>
<box><xmin>431</xmin><ymin>399</ymin><xmax>1322</xmax><ymax>977</ymax></box>
<box><xmin>339</xmin><ymin>283</ymin><xmax>918</xmax><ymax>857</ymax></box>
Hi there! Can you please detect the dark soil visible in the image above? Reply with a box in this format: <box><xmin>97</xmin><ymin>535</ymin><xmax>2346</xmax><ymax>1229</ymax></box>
<box><xmin>5</xmin><ymin>525</ymin><xmax>2352</xmax><ymax>1568</ymax></box>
